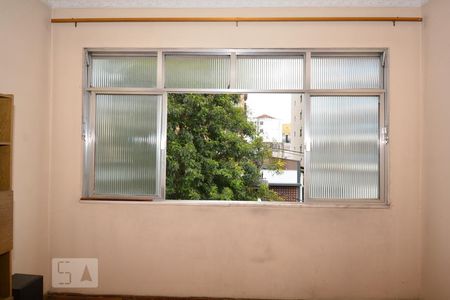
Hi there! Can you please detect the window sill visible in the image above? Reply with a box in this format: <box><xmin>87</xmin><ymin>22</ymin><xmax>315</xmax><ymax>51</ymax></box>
<box><xmin>79</xmin><ymin>198</ymin><xmax>390</xmax><ymax>209</ymax></box>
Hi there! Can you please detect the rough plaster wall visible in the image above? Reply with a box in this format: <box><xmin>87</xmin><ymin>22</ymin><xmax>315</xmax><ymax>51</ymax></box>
<box><xmin>422</xmin><ymin>0</ymin><xmax>450</xmax><ymax>299</ymax></box>
<box><xmin>49</xmin><ymin>7</ymin><xmax>422</xmax><ymax>299</ymax></box>
<box><xmin>43</xmin><ymin>0</ymin><xmax>428</xmax><ymax>8</ymax></box>
<box><xmin>0</xmin><ymin>0</ymin><xmax>51</xmax><ymax>291</ymax></box>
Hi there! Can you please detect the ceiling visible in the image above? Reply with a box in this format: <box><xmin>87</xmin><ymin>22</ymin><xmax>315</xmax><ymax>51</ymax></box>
<box><xmin>43</xmin><ymin>0</ymin><xmax>428</xmax><ymax>9</ymax></box>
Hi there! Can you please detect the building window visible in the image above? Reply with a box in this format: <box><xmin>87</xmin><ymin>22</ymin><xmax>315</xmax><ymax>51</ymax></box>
<box><xmin>93</xmin><ymin>94</ymin><xmax>162</xmax><ymax>196</ymax></box>
<box><xmin>83</xmin><ymin>53</ymin><xmax>164</xmax><ymax>200</ymax></box>
<box><xmin>308</xmin><ymin>54</ymin><xmax>385</xmax><ymax>201</ymax></box>
<box><xmin>83</xmin><ymin>49</ymin><xmax>388</xmax><ymax>205</ymax></box>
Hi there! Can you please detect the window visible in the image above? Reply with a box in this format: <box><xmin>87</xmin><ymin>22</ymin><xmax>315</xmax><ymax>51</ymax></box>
<box><xmin>309</xmin><ymin>96</ymin><xmax>379</xmax><ymax>199</ymax></box>
<box><xmin>83</xmin><ymin>52</ymin><xmax>164</xmax><ymax>200</ymax></box>
<box><xmin>235</xmin><ymin>55</ymin><xmax>303</xmax><ymax>89</ymax></box>
<box><xmin>165</xmin><ymin>54</ymin><xmax>230</xmax><ymax>89</ymax></box>
<box><xmin>307</xmin><ymin>53</ymin><xmax>386</xmax><ymax>202</ymax></box>
<box><xmin>83</xmin><ymin>49</ymin><xmax>388</xmax><ymax>205</ymax></box>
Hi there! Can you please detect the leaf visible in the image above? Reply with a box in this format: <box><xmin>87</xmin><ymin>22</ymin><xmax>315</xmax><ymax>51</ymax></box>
<box><xmin>166</xmin><ymin>93</ymin><xmax>273</xmax><ymax>201</ymax></box>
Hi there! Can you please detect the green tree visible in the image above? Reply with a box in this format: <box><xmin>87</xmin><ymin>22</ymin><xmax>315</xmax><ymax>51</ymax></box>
<box><xmin>166</xmin><ymin>93</ymin><xmax>280</xmax><ymax>201</ymax></box>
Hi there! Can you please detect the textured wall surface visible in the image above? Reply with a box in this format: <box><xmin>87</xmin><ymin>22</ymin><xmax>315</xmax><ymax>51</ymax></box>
<box><xmin>422</xmin><ymin>0</ymin><xmax>450</xmax><ymax>299</ymax></box>
<box><xmin>49</xmin><ymin>7</ymin><xmax>422</xmax><ymax>299</ymax></box>
<box><xmin>43</xmin><ymin>0</ymin><xmax>428</xmax><ymax>8</ymax></box>
<box><xmin>0</xmin><ymin>0</ymin><xmax>51</xmax><ymax>291</ymax></box>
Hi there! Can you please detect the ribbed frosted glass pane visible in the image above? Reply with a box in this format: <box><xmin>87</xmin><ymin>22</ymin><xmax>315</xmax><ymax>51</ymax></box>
<box><xmin>91</xmin><ymin>56</ymin><xmax>157</xmax><ymax>88</ymax></box>
<box><xmin>94</xmin><ymin>95</ymin><xmax>160</xmax><ymax>196</ymax></box>
<box><xmin>311</xmin><ymin>56</ymin><xmax>382</xmax><ymax>89</ymax></box>
<box><xmin>165</xmin><ymin>55</ymin><xmax>230</xmax><ymax>89</ymax></box>
<box><xmin>309</xmin><ymin>96</ymin><xmax>379</xmax><ymax>199</ymax></box>
<box><xmin>236</xmin><ymin>56</ymin><xmax>304</xmax><ymax>89</ymax></box>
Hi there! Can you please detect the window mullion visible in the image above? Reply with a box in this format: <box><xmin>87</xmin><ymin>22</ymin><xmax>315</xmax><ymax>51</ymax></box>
<box><xmin>159</xmin><ymin>93</ymin><xmax>168</xmax><ymax>200</ymax></box>
<box><xmin>303</xmin><ymin>51</ymin><xmax>312</xmax><ymax>203</ymax></box>
<box><xmin>304</xmin><ymin>51</ymin><xmax>312</xmax><ymax>90</ymax></box>
<box><xmin>379</xmin><ymin>93</ymin><xmax>388</xmax><ymax>205</ymax></box>
<box><xmin>88</xmin><ymin>91</ymin><xmax>96</xmax><ymax>197</ymax></box>
<box><xmin>229</xmin><ymin>52</ymin><xmax>237</xmax><ymax>89</ymax></box>
<box><xmin>303</xmin><ymin>93</ymin><xmax>311</xmax><ymax>202</ymax></box>
<box><xmin>157</xmin><ymin>50</ymin><xmax>164</xmax><ymax>89</ymax></box>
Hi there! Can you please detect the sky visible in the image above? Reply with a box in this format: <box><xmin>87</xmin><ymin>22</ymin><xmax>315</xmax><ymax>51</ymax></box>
<box><xmin>246</xmin><ymin>93</ymin><xmax>293</xmax><ymax>123</ymax></box>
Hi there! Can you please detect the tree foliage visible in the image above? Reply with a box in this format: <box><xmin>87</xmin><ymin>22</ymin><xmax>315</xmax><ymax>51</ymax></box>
<box><xmin>166</xmin><ymin>93</ymin><xmax>280</xmax><ymax>201</ymax></box>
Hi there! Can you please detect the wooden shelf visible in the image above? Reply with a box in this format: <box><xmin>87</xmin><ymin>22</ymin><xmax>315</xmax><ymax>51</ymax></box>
<box><xmin>0</xmin><ymin>146</ymin><xmax>11</xmax><ymax>192</ymax></box>
<box><xmin>0</xmin><ymin>252</ymin><xmax>11</xmax><ymax>298</ymax></box>
<box><xmin>0</xmin><ymin>191</ymin><xmax>12</xmax><ymax>255</ymax></box>
<box><xmin>0</xmin><ymin>96</ymin><xmax>12</xmax><ymax>144</ymax></box>
<box><xmin>0</xmin><ymin>94</ymin><xmax>12</xmax><ymax>299</ymax></box>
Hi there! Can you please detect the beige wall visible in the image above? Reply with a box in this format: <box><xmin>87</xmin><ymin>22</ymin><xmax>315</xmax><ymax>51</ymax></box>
<box><xmin>422</xmin><ymin>0</ymin><xmax>450</xmax><ymax>299</ymax></box>
<box><xmin>49</xmin><ymin>7</ymin><xmax>423</xmax><ymax>299</ymax></box>
<box><xmin>0</xmin><ymin>0</ymin><xmax>51</xmax><ymax>290</ymax></box>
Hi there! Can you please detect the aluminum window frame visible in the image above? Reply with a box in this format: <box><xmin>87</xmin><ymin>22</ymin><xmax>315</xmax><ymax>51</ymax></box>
<box><xmin>82</xmin><ymin>91</ymin><xmax>166</xmax><ymax>201</ymax></box>
<box><xmin>310</xmin><ymin>53</ymin><xmax>385</xmax><ymax>90</ymax></box>
<box><xmin>83</xmin><ymin>51</ymin><xmax>166</xmax><ymax>200</ymax></box>
<box><xmin>88</xmin><ymin>52</ymin><xmax>159</xmax><ymax>89</ymax></box>
<box><xmin>303</xmin><ymin>92</ymin><xmax>386</xmax><ymax>205</ymax></box>
<box><xmin>163</xmin><ymin>53</ymin><xmax>233</xmax><ymax>89</ymax></box>
<box><xmin>234</xmin><ymin>53</ymin><xmax>305</xmax><ymax>90</ymax></box>
<box><xmin>82</xmin><ymin>48</ymin><xmax>389</xmax><ymax>206</ymax></box>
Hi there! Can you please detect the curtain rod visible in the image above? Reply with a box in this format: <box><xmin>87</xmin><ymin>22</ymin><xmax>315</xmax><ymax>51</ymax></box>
<box><xmin>51</xmin><ymin>16</ymin><xmax>423</xmax><ymax>24</ymax></box>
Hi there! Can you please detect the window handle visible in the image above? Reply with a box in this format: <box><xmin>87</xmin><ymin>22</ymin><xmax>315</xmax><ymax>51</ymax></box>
<box><xmin>81</xmin><ymin>124</ymin><xmax>87</xmax><ymax>142</ymax></box>
<box><xmin>305</xmin><ymin>139</ymin><xmax>311</xmax><ymax>152</ymax></box>
<box><xmin>381</xmin><ymin>127</ymin><xmax>389</xmax><ymax>144</ymax></box>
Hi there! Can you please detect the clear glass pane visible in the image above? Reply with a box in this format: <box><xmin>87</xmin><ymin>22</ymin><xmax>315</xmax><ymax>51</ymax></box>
<box><xmin>236</xmin><ymin>55</ymin><xmax>304</xmax><ymax>89</ymax></box>
<box><xmin>311</xmin><ymin>56</ymin><xmax>382</xmax><ymax>89</ymax></box>
<box><xmin>165</xmin><ymin>55</ymin><xmax>230</xmax><ymax>89</ymax></box>
<box><xmin>94</xmin><ymin>94</ymin><xmax>160</xmax><ymax>196</ymax></box>
<box><xmin>91</xmin><ymin>56</ymin><xmax>157</xmax><ymax>88</ymax></box>
<box><xmin>309</xmin><ymin>96</ymin><xmax>379</xmax><ymax>199</ymax></box>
